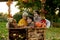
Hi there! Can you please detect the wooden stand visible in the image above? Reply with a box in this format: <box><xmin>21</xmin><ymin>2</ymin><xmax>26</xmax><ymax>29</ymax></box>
<box><xmin>9</xmin><ymin>28</ymin><xmax>46</xmax><ymax>40</ymax></box>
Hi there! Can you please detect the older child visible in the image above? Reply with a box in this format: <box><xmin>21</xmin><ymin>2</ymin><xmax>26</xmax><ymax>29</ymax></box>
<box><xmin>33</xmin><ymin>10</ymin><xmax>41</xmax><ymax>22</ymax></box>
<box><xmin>33</xmin><ymin>10</ymin><xmax>42</xmax><ymax>28</ymax></box>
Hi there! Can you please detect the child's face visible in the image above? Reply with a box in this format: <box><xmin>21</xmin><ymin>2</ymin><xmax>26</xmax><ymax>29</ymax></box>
<box><xmin>27</xmin><ymin>17</ymin><xmax>32</xmax><ymax>23</ymax></box>
<box><xmin>34</xmin><ymin>13</ymin><xmax>39</xmax><ymax>17</ymax></box>
<box><xmin>33</xmin><ymin>11</ymin><xmax>39</xmax><ymax>17</ymax></box>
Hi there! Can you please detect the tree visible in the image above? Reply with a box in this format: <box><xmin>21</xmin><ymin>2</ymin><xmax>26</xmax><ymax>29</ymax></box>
<box><xmin>13</xmin><ymin>13</ymin><xmax>22</xmax><ymax>23</ymax></box>
<box><xmin>16</xmin><ymin>0</ymin><xmax>41</xmax><ymax>10</ymax></box>
<box><xmin>15</xmin><ymin>0</ymin><xmax>60</xmax><ymax>23</ymax></box>
<box><xmin>45</xmin><ymin>0</ymin><xmax>60</xmax><ymax>22</ymax></box>
<box><xmin>0</xmin><ymin>13</ymin><xmax>7</xmax><ymax>22</ymax></box>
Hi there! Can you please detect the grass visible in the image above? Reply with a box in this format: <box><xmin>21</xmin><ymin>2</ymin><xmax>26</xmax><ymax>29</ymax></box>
<box><xmin>0</xmin><ymin>22</ymin><xmax>8</xmax><ymax>40</ymax></box>
<box><xmin>0</xmin><ymin>22</ymin><xmax>60</xmax><ymax>40</ymax></box>
<box><xmin>46</xmin><ymin>27</ymin><xmax>60</xmax><ymax>40</ymax></box>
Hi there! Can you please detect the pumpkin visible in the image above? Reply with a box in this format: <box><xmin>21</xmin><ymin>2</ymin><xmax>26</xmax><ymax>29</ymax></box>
<box><xmin>35</xmin><ymin>22</ymin><xmax>41</xmax><ymax>27</ymax></box>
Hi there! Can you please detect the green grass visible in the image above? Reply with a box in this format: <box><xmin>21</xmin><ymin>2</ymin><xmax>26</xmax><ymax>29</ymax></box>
<box><xmin>46</xmin><ymin>27</ymin><xmax>60</xmax><ymax>40</ymax></box>
<box><xmin>0</xmin><ymin>22</ymin><xmax>8</xmax><ymax>40</ymax></box>
<box><xmin>0</xmin><ymin>22</ymin><xmax>60</xmax><ymax>40</ymax></box>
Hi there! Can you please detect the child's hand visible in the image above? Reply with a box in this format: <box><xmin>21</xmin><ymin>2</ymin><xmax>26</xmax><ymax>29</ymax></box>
<box><xmin>41</xmin><ymin>22</ymin><xmax>46</xmax><ymax>28</ymax></box>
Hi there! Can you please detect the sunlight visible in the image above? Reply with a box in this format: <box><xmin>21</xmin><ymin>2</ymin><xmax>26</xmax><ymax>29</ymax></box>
<box><xmin>0</xmin><ymin>1</ymin><xmax>19</xmax><ymax>16</ymax></box>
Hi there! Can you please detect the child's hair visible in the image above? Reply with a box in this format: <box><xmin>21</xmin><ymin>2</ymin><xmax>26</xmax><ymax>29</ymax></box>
<box><xmin>27</xmin><ymin>16</ymin><xmax>34</xmax><ymax>21</ymax></box>
<box><xmin>35</xmin><ymin>10</ymin><xmax>40</xmax><ymax>15</ymax></box>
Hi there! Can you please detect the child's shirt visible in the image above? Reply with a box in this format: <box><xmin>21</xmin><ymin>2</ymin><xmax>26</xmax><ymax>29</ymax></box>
<box><xmin>18</xmin><ymin>18</ymin><xmax>27</xmax><ymax>27</ymax></box>
<box><xmin>27</xmin><ymin>22</ymin><xmax>34</xmax><ymax>28</ymax></box>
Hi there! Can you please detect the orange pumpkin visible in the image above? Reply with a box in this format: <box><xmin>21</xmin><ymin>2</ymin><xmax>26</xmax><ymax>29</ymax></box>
<box><xmin>35</xmin><ymin>22</ymin><xmax>41</xmax><ymax>27</ymax></box>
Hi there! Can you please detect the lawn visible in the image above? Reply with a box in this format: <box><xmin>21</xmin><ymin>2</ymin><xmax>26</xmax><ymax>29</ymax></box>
<box><xmin>0</xmin><ymin>22</ymin><xmax>60</xmax><ymax>40</ymax></box>
<box><xmin>0</xmin><ymin>22</ymin><xmax>8</xmax><ymax>40</ymax></box>
<box><xmin>46</xmin><ymin>27</ymin><xmax>60</xmax><ymax>40</ymax></box>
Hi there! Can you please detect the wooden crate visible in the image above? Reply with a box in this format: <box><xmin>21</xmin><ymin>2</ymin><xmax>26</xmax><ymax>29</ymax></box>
<box><xmin>27</xmin><ymin>28</ymin><xmax>45</xmax><ymax>40</ymax></box>
<box><xmin>9</xmin><ymin>28</ymin><xmax>27</xmax><ymax>40</ymax></box>
<box><xmin>9</xmin><ymin>28</ymin><xmax>46</xmax><ymax>40</ymax></box>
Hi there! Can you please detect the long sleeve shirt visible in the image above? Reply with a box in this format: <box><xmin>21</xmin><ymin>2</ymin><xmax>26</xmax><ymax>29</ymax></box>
<box><xmin>45</xmin><ymin>19</ymin><xmax>50</xmax><ymax>28</ymax></box>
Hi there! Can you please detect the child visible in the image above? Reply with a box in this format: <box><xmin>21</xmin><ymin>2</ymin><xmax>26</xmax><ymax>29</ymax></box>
<box><xmin>27</xmin><ymin>16</ymin><xmax>34</xmax><ymax>28</ymax></box>
<box><xmin>18</xmin><ymin>15</ymin><xmax>27</xmax><ymax>27</ymax></box>
<box><xmin>18</xmin><ymin>12</ymin><xmax>28</xmax><ymax>28</ymax></box>
<box><xmin>33</xmin><ymin>10</ymin><xmax>41</xmax><ymax>22</ymax></box>
<box><xmin>33</xmin><ymin>10</ymin><xmax>42</xmax><ymax>28</ymax></box>
<box><xmin>40</xmin><ymin>15</ymin><xmax>50</xmax><ymax>28</ymax></box>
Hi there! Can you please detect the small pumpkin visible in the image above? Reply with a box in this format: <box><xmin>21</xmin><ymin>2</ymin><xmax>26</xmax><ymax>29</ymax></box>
<box><xmin>35</xmin><ymin>22</ymin><xmax>41</xmax><ymax>27</ymax></box>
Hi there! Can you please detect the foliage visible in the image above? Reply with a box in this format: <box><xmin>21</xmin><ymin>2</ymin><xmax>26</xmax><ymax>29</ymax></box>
<box><xmin>0</xmin><ymin>13</ymin><xmax>7</xmax><ymax>22</ymax></box>
<box><xmin>0</xmin><ymin>22</ymin><xmax>8</xmax><ymax>40</ymax></box>
<box><xmin>16</xmin><ymin>0</ymin><xmax>41</xmax><ymax>10</ymax></box>
<box><xmin>45</xmin><ymin>0</ymin><xmax>60</xmax><ymax>22</ymax></box>
<box><xmin>15</xmin><ymin>0</ymin><xmax>42</xmax><ymax>23</ymax></box>
<box><xmin>16</xmin><ymin>0</ymin><xmax>60</xmax><ymax>23</ymax></box>
<box><xmin>46</xmin><ymin>27</ymin><xmax>60</xmax><ymax>40</ymax></box>
<box><xmin>13</xmin><ymin>13</ymin><xmax>22</xmax><ymax>23</ymax></box>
